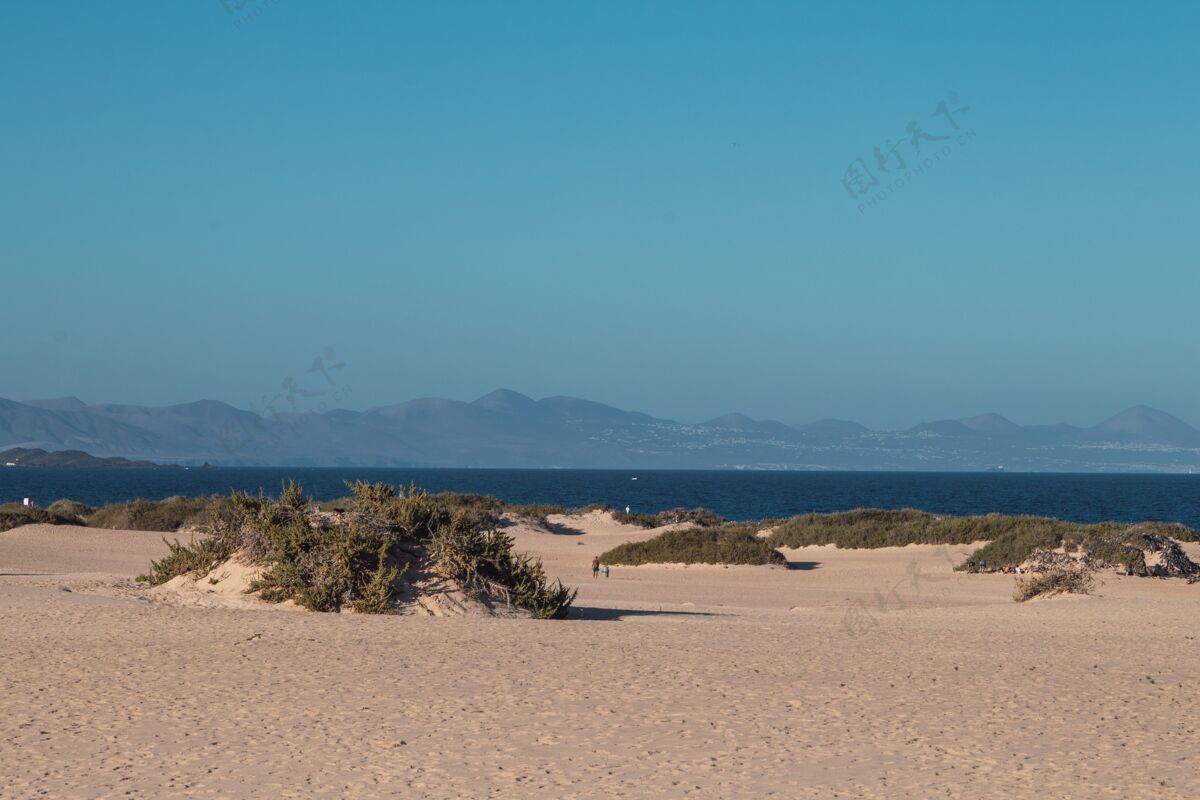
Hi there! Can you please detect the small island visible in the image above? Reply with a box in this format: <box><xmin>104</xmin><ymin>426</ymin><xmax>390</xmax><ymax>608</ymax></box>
<box><xmin>0</xmin><ymin>447</ymin><xmax>174</xmax><ymax>469</ymax></box>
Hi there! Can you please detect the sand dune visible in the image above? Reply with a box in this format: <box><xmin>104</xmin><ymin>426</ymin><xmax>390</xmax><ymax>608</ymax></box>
<box><xmin>3</xmin><ymin>512</ymin><xmax>1199</xmax><ymax>798</ymax></box>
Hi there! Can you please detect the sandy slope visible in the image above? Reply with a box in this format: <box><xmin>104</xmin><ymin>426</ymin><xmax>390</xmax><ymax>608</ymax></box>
<box><xmin>2</xmin><ymin>514</ymin><xmax>1200</xmax><ymax>799</ymax></box>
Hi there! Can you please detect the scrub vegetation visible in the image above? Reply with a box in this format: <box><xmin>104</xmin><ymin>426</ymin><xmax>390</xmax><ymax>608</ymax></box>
<box><xmin>137</xmin><ymin>481</ymin><xmax>576</xmax><ymax>618</ymax></box>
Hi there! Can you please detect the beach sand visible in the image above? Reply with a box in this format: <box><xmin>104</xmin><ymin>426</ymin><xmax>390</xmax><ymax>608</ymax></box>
<box><xmin>2</xmin><ymin>515</ymin><xmax>1199</xmax><ymax>798</ymax></box>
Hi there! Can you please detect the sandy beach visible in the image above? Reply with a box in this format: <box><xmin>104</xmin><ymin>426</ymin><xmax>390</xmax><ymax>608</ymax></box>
<box><xmin>3</xmin><ymin>513</ymin><xmax>1199</xmax><ymax>799</ymax></box>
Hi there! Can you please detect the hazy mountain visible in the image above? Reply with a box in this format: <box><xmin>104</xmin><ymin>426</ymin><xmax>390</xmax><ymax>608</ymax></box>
<box><xmin>471</xmin><ymin>388</ymin><xmax>552</xmax><ymax>419</ymax></box>
<box><xmin>793</xmin><ymin>419</ymin><xmax>871</xmax><ymax>439</ymax></box>
<box><xmin>21</xmin><ymin>396</ymin><xmax>89</xmax><ymax>412</ymax></box>
<box><xmin>958</xmin><ymin>413</ymin><xmax>1026</xmax><ymax>437</ymax></box>
<box><xmin>0</xmin><ymin>393</ymin><xmax>1197</xmax><ymax>472</ymax></box>
<box><xmin>1089</xmin><ymin>405</ymin><xmax>1200</xmax><ymax>444</ymax></box>
<box><xmin>703</xmin><ymin>413</ymin><xmax>798</xmax><ymax>438</ymax></box>
<box><xmin>907</xmin><ymin>419</ymin><xmax>981</xmax><ymax>438</ymax></box>
<box><xmin>539</xmin><ymin>395</ymin><xmax>655</xmax><ymax>425</ymax></box>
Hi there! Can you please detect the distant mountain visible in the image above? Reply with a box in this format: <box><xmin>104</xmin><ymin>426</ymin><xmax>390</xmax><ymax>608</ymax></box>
<box><xmin>1089</xmin><ymin>405</ymin><xmax>1200</xmax><ymax>444</ymax></box>
<box><xmin>471</xmin><ymin>388</ymin><xmax>551</xmax><ymax>419</ymax></box>
<box><xmin>21</xmin><ymin>396</ymin><xmax>89</xmax><ymax>412</ymax></box>
<box><xmin>0</xmin><ymin>447</ymin><xmax>170</xmax><ymax>469</ymax></box>
<box><xmin>793</xmin><ymin>419</ymin><xmax>870</xmax><ymax>439</ymax></box>
<box><xmin>0</xmin><ymin>393</ymin><xmax>1197</xmax><ymax>472</ymax></box>
<box><xmin>958</xmin><ymin>413</ymin><xmax>1026</xmax><ymax>437</ymax></box>
<box><xmin>908</xmin><ymin>419</ymin><xmax>981</xmax><ymax>438</ymax></box>
<box><xmin>703</xmin><ymin>413</ymin><xmax>797</xmax><ymax>438</ymax></box>
<box><xmin>905</xmin><ymin>413</ymin><xmax>1028</xmax><ymax>438</ymax></box>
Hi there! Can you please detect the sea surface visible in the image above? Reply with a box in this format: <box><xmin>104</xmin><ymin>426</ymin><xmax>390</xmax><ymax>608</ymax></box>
<box><xmin>4</xmin><ymin>468</ymin><xmax>1200</xmax><ymax>528</ymax></box>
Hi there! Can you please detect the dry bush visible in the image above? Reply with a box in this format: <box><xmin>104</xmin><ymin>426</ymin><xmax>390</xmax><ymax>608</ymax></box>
<box><xmin>1013</xmin><ymin>568</ymin><xmax>1096</xmax><ymax>602</ymax></box>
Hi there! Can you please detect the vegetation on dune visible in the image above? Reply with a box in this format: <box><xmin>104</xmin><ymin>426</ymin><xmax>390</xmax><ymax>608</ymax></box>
<box><xmin>0</xmin><ymin>502</ymin><xmax>89</xmax><ymax>532</ymax></box>
<box><xmin>607</xmin><ymin>506</ymin><xmax>728</xmax><ymax>529</ymax></box>
<box><xmin>599</xmin><ymin>524</ymin><xmax>786</xmax><ymax>566</ymax></box>
<box><xmin>427</xmin><ymin>492</ymin><xmax>569</xmax><ymax>526</ymax></box>
<box><xmin>956</xmin><ymin>527</ymin><xmax>1061</xmax><ymax>568</ymax></box>
<box><xmin>138</xmin><ymin>481</ymin><xmax>576</xmax><ymax>618</ymax></box>
<box><xmin>760</xmin><ymin>508</ymin><xmax>1198</xmax><ymax>576</ymax></box>
<box><xmin>0</xmin><ymin>495</ymin><xmax>226</xmax><ymax>533</ymax></box>
<box><xmin>964</xmin><ymin>520</ymin><xmax>1198</xmax><ymax>574</ymax></box>
<box><xmin>315</xmin><ymin>496</ymin><xmax>355</xmax><ymax>513</ymax></box>
<box><xmin>317</xmin><ymin>491</ymin><xmax>567</xmax><ymax>526</ymax></box>
<box><xmin>1013</xmin><ymin>568</ymin><xmax>1097</xmax><ymax>602</ymax></box>
<box><xmin>86</xmin><ymin>495</ymin><xmax>234</xmax><ymax>532</ymax></box>
<box><xmin>12</xmin><ymin>487</ymin><xmax>1198</xmax><ymax>583</ymax></box>
<box><xmin>766</xmin><ymin>508</ymin><xmax>1069</xmax><ymax>550</ymax></box>
<box><xmin>507</xmin><ymin>502</ymin><xmax>570</xmax><ymax>525</ymax></box>
<box><xmin>425</xmin><ymin>507</ymin><xmax>577</xmax><ymax>618</ymax></box>
<box><xmin>46</xmin><ymin>499</ymin><xmax>95</xmax><ymax>520</ymax></box>
<box><xmin>138</xmin><ymin>535</ymin><xmax>236</xmax><ymax>587</ymax></box>
<box><xmin>6</xmin><ymin>490</ymin><xmax>721</xmax><ymax>536</ymax></box>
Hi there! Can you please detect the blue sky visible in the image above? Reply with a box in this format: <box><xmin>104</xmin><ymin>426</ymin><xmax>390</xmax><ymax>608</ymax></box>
<box><xmin>2</xmin><ymin>1</ymin><xmax>1197</xmax><ymax>429</ymax></box>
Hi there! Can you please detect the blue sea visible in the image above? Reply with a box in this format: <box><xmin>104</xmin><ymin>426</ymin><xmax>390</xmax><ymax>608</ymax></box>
<box><xmin>3</xmin><ymin>468</ymin><xmax>1200</xmax><ymax>529</ymax></box>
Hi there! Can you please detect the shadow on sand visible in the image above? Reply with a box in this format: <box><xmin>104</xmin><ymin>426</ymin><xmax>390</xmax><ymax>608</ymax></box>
<box><xmin>499</xmin><ymin>518</ymin><xmax>585</xmax><ymax>536</ymax></box>
<box><xmin>782</xmin><ymin>560</ymin><xmax>820</xmax><ymax>571</ymax></box>
<box><xmin>571</xmin><ymin>606</ymin><xmax>720</xmax><ymax>621</ymax></box>
<box><xmin>541</xmin><ymin>520</ymin><xmax>586</xmax><ymax>536</ymax></box>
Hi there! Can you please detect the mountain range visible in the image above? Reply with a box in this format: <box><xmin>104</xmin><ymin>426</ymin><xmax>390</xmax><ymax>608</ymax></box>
<box><xmin>2</xmin><ymin>391</ymin><xmax>1199</xmax><ymax>472</ymax></box>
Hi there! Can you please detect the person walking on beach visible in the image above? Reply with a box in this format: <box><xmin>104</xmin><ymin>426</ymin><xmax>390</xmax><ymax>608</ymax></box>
<box><xmin>602</xmin><ymin>564</ymin><xmax>609</xmax><ymax>579</ymax></box>
<box><xmin>591</xmin><ymin>556</ymin><xmax>600</xmax><ymax>579</ymax></box>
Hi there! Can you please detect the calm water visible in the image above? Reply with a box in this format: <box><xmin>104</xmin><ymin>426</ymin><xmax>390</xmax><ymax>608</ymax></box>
<box><xmin>3</xmin><ymin>468</ymin><xmax>1200</xmax><ymax>528</ymax></box>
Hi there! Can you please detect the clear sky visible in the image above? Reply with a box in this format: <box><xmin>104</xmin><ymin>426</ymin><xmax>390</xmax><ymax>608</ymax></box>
<box><xmin>2</xmin><ymin>1</ymin><xmax>1197</xmax><ymax>429</ymax></box>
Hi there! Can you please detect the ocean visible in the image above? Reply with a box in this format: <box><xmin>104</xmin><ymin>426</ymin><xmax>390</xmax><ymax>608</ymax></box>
<box><xmin>3</xmin><ymin>468</ymin><xmax>1200</xmax><ymax>528</ymax></box>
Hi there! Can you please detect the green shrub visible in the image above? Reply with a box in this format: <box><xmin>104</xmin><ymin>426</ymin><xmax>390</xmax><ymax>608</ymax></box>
<box><xmin>649</xmin><ymin>507</ymin><xmax>728</xmax><ymax>528</ymax></box>
<box><xmin>316</xmin><ymin>496</ymin><xmax>354</xmax><ymax>512</ymax></box>
<box><xmin>318</xmin><ymin>490</ymin><xmax>564</xmax><ymax>526</ymax></box>
<box><xmin>970</xmin><ymin>521</ymin><xmax>1198</xmax><ymax>572</ymax></box>
<box><xmin>137</xmin><ymin>481</ymin><xmax>576</xmax><ymax>618</ymax></box>
<box><xmin>428</xmin><ymin>491</ymin><xmax>506</xmax><ymax>522</ymax></box>
<box><xmin>605</xmin><ymin>506</ymin><xmax>727</xmax><ymax>529</ymax></box>
<box><xmin>1126</xmin><ymin>521</ymin><xmax>1198</xmax><ymax>543</ymax></box>
<box><xmin>87</xmin><ymin>495</ymin><xmax>232</xmax><ymax>531</ymax></box>
<box><xmin>961</xmin><ymin>527</ymin><xmax>1064</xmax><ymax>569</ymax></box>
<box><xmin>0</xmin><ymin>504</ymin><xmax>49</xmax><ymax>532</ymax></box>
<box><xmin>46</xmin><ymin>499</ymin><xmax>94</xmax><ymax>520</ymax></box>
<box><xmin>0</xmin><ymin>502</ymin><xmax>88</xmax><ymax>531</ymax></box>
<box><xmin>508</xmin><ymin>503</ymin><xmax>568</xmax><ymax>525</ymax></box>
<box><xmin>600</xmin><ymin>524</ymin><xmax>786</xmax><ymax>566</ymax></box>
<box><xmin>755</xmin><ymin>508</ymin><xmax>1198</xmax><ymax>574</ymax></box>
<box><xmin>427</xmin><ymin>511</ymin><xmax>576</xmax><ymax>618</ymax></box>
<box><xmin>138</xmin><ymin>535</ymin><xmax>236</xmax><ymax>586</ymax></box>
<box><xmin>1076</xmin><ymin>537</ymin><xmax>1148</xmax><ymax>576</ymax></box>
<box><xmin>767</xmin><ymin>508</ymin><xmax>1071</xmax><ymax>550</ymax></box>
